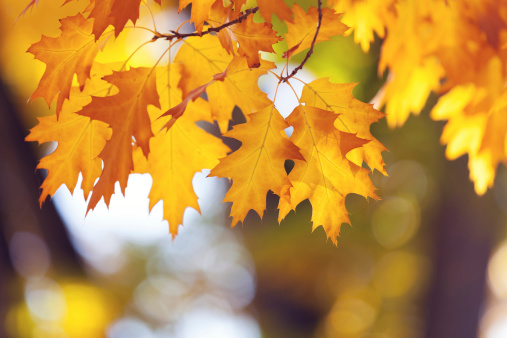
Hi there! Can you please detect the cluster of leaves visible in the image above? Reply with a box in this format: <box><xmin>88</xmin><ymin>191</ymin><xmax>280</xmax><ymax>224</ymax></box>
<box><xmin>24</xmin><ymin>0</ymin><xmax>386</xmax><ymax>244</ymax></box>
<box><xmin>335</xmin><ymin>0</ymin><xmax>507</xmax><ymax>195</ymax></box>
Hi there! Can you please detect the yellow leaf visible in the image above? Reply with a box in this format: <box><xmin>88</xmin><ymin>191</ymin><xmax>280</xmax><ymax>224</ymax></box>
<box><xmin>301</xmin><ymin>79</ymin><xmax>387</xmax><ymax>174</ymax></box>
<box><xmin>175</xmin><ymin>37</ymin><xmax>273</xmax><ymax>129</ymax></box>
<box><xmin>210</xmin><ymin>104</ymin><xmax>303</xmax><ymax>225</ymax></box>
<box><xmin>148</xmin><ymin>102</ymin><xmax>228</xmax><ymax>235</ymax></box>
<box><xmin>25</xmin><ymin>63</ymin><xmax>114</xmax><ymax>203</ymax></box>
<box><xmin>136</xmin><ymin>64</ymin><xmax>228</xmax><ymax>235</ymax></box>
<box><xmin>284</xmin><ymin>4</ymin><xmax>348</xmax><ymax>56</ymax></box>
<box><xmin>25</xmin><ymin>95</ymin><xmax>110</xmax><ymax>204</ymax></box>
<box><xmin>330</xmin><ymin>0</ymin><xmax>395</xmax><ymax>52</ymax></box>
<box><xmin>179</xmin><ymin>0</ymin><xmax>216</xmax><ymax>33</ymax></box>
<box><xmin>279</xmin><ymin>105</ymin><xmax>378</xmax><ymax>245</ymax></box>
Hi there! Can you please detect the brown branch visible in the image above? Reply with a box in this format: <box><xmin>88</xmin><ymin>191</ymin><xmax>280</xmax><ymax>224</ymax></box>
<box><xmin>154</xmin><ymin>7</ymin><xmax>259</xmax><ymax>41</ymax></box>
<box><xmin>280</xmin><ymin>0</ymin><xmax>322</xmax><ymax>83</ymax></box>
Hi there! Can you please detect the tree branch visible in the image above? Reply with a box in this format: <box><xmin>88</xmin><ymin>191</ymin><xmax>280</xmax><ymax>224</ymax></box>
<box><xmin>280</xmin><ymin>0</ymin><xmax>322</xmax><ymax>83</ymax></box>
<box><xmin>155</xmin><ymin>7</ymin><xmax>259</xmax><ymax>41</ymax></box>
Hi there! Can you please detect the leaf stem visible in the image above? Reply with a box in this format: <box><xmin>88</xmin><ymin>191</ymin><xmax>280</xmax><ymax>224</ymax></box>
<box><xmin>155</xmin><ymin>7</ymin><xmax>259</xmax><ymax>41</ymax></box>
<box><xmin>279</xmin><ymin>0</ymin><xmax>322</xmax><ymax>83</ymax></box>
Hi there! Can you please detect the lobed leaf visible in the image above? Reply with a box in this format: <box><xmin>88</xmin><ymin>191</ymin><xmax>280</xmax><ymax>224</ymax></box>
<box><xmin>210</xmin><ymin>104</ymin><xmax>304</xmax><ymax>225</ymax></box>
<box><xmin>279</xmin><ymin>105</ymin><xmax>378</xmax><ymax>245</ymax></box>
<box><xmin>79</xmin><ymin>68</ymin><xmax>159</xmax><ymax>211</ymax></box>
<box><xmin>28</xmin><ymin>13</ymin><xmax>102</xmax><ymax>116</ymax></box>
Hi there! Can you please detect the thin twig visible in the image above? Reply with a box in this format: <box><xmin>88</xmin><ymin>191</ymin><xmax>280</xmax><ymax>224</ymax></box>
<box><xmin>280</xmin><ymin>0</ymin><xmax>322</xmax><ymax>83</ymax></box>
<box><xmin>154</xmin><ymin>7</ymin><xmax>259</xmax><ymax>41</ymax></box>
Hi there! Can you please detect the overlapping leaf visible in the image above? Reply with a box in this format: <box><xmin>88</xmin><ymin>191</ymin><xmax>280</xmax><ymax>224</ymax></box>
<box><xmin>175</xmin><ymin>37</ymin><xmax>273</xmax><ymax>129</ymax></box>
<box><xmin>257</xmin><ymin>0</ymin><xmax>293</xmax><ymax>24</ymax></box>
<box><xmin>79</xmin><ymin>67</ymin><xmax>159</xmax><ymax>210</ymax></box>
<box><xmin>179</xmin><ymin>0</ymin><xmax>215</xmax><ymax>33</ymax></box>
<box><xmin>363</xmin><ymin>0</ymin><xmax>507</xmax><ymax>193</ymax></box>
<box><xmin>330</xmin><ymin>0</ymin><xmax>395</xmax><ymax>52</ymax></box>
<box><xmin>284</xmin><ymin>4</ymin><xmax>348</xmax><ymax>56</ymax></box>
<box><xmin>23</xmin><ymin>0</ymin><xmax>390</xmax><ymax>244</ymax></box>
<box><xmin>278</xmin><ymin>105</ymin><xmax>378</xmax><ymax>244</ymax></box>
<box><xmin>25</xmin><ymin>88</ymin><xmax>110</xmax><ymax>204</ymax></box>
<box><xmin>208</xmin><ymin>0</ymin><xmax>235</xmax><ymax>53</ymax></box>
<box><xmin>135</xmin><ymin>64</ymin><xmax>229</xmax><ymax>235</ymax></box>
<box><xmin>230</xmin><ymin>15</ymin><xmax>281</xmax><ymax>68</ymax></box>
<box><xmin>301</xmin><ymin>79</ymin><xmax>387</xmax><ymax>174</ymax></box>
<box><xmin>88</xmin><ymin>0</ymin><xmax>147</xmax><ymax>39</ymax></box>
<box><xmin>28</xmin><ymin>13</ymin><xmax>102</xmax><ymax>115</ymax></box>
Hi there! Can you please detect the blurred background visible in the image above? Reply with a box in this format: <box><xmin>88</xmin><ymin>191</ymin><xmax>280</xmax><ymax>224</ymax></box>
<box><xmin>1</xmin><ymin>0</ymin><xmax>506</xmax><ymax>337</ymax></box>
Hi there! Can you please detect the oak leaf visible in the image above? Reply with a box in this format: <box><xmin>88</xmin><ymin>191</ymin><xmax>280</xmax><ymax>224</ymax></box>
<box><xmin>88</xmin><ymin>0</ymin><xmax>146</xmax><ymax>39</ymax></box>
<box><xmin>301</xmin><ymin>79</ymin><xmax>387</xmax><ymax>174</ymax></box>
<box><xmin>208</xmin><ymin>0</ymin><xmax>235</xmax><ymax>53</ymax></box>
<box><xmin>284</xmin><ymin>4</ymin><xmax>348</xmax><ymax>56</ymax></box>
<box><xmin>135</xmin><ymin>64</ymin><xmax>229</xmax><ymax>235</ymax></box>
<box><xmin>159</xmin><ymin>69</ymin><xmax>227</xmax><ymax>130</ymax></box>
<box><xmin>278</xmin><ymin>105</ymin><xmax>378</xmax><ymax>244</ymax></box>
<box><xmin>25</xmin><ymin>89</ymin><xmax>111</xmax><ymax>204</ymax></box>
<box><xmin>179</xmin><ymin>0</ymin><xmax>215</xmax><ymax>33</ymax></box>
<box><xmin>210</xmin><ymin>104</ymin><xmax>304</xmax><ymax>225</ymax></box>
<box><xmin>28</xmin><ymin>13</ymin><xmax>102</xmax><ymax>116</ymax></box>
<box><xmin>110</xmin><ymin>0</ymin><xmax>143</xmax><ymax>36</ymax></box>
<box><xmin>23</xmin><ymin>0</ymin><xmax>391</xmax><ymax>245</ymax></box>
<box><xmin>148</xmin><ymin>103</ymin><xmax>228</xmax><ymax>235</ymax></box>
<box><xmin>230</xmin><ymin>0</ymin><xmax>247</xmax><ymax>15</ymax></box>
<box><xmin>230</xmin><ymin>15</ymin><xmax>281</xmax><ymax>68</ymax></box>
<box><xmin>175</xmin><ymin>37</ymin><xmax>272</xmax><ymax>129</ymax></box>
<box><xmin>79</xmin><ymin>67</ymin><xmax>159</xmax><ymax>211</ymax></box>
<box><xmin>330</xmin><ymin>0</ymin><xmax>395</xmax><ymax>52</ymax></box>
<box><xmin>378</xmin><ymin>1</ymin><xmax>445</xmax><ymax>128</ymax></box>
<box><xmin>257</xmin><ymin>0</ymin><xmax>293</xmax><ymax>24</ymax></box>
<box><xmin>88</xmin><ymin>0</ymin><xmax>115</xmax><ymax>39</ymax></box>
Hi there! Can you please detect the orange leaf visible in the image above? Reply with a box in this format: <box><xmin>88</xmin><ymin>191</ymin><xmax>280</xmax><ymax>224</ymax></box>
<box><xmin>28</xmin><ymin>13</ymin><xmax>102</xmax><ymax>116</ymax></box>
<box><xmin>88</xmin><ymin>0</ymin><xmax>114</xmax><ymax>39</ymax></box>
<box><xmin>284</xmin><ymin>4</ymin><xmax>348</xmax><ymax>56</ymax></box>
<box><xmin>79</xmin><ymin>67</ymin><xmax>159</xmax><ymax>211</ymax></box>
<box><xmin>209</xmin><ymin>0</ymin><xmax>235</xmax><ymax>53</ymax></box>
<box><xmin>159</xmin><ymin>69</ymin><xmax>227</xmax><ymax>130</ymax></box>
<box><xmin>110</xmin><ymin>0</ymin><xmax>143</xmax><ymax>36</ymax></box>
<box><xmin>210</xmin><ymin>104</ymin><xmax>303</xmax><ymax>225</ymax></box>
<box><xmin>89</xmin><ymin>0</ymin><xmax>143</xmax><ymax>39</ymax></box>
<box><xmin>179</xmin><ymin>0</ymin><xmax>216</xmax><ymax>33</ymax></box>
<box><xmin>257</xmin><ymin>0</ymin><xmax>292</xmax><ymax>24</ymax></box>
<box><xmin>301</xmin><ymin>79</ymin><xmax>387</xmax><ymax>174</ymax></box>
<box><xmin>278</xmin><ymin>105</ymin><xmax>378</xmax><ymax>245</ymax></box>
<box><xmin>230</xmin><ymin>15</ymin><xmax>281</xmax><ymax>68</ymax></box>
<box><xmin>230</xmin><ymin>0</ymin><xmax>247</xmax><ymax>17</ymax></box>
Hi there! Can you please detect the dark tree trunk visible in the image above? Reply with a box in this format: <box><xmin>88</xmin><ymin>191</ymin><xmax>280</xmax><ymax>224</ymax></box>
<box><xmin>0</xmin><ymin>81</ymin><xmax>84</xmax><ymax>336</ymax></box>
<box><xmin>424</xmin><ymin>157</ymin><xmax>498</xmax><ymax>338</ymax></box>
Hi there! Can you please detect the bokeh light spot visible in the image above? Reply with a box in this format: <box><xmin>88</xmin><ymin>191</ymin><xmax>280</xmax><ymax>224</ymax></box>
<box><xmin>488</xmin><ymin>240</ymin><xmax>507</xmax><ymax>299</ymax></box>
<box><xmin>371</xmin><ymin>196</ymin><xmax>420</xmax><ymax>249</ymax></box>
<box><xmin>373</xmin><ymin>251</ymin><xmax>426</xmax><ymax>299</ymax></box>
